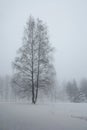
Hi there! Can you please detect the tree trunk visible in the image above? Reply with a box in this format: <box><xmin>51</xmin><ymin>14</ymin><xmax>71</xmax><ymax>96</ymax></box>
<box><xmin>31</xmin><ymin>36</ymin><xmax>35</xmax><ymax>104</ymax></box>
<box><xmin>35</xmin><ymin>39</ymin><xmax>40</xmax><ymax>103</ymax></box>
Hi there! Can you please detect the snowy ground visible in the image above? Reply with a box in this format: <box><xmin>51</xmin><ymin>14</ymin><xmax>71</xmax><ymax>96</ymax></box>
<box><xmin>0</xmin><ymin>102</ymin><xmax>87</xmax><ymax>130</ymax></box>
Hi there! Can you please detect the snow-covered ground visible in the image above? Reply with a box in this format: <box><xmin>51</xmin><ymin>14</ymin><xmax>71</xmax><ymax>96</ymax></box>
<box><xmin>0</xmin><ymin>102</ymin><xmax>87</xmax><ymax>130</ymax></box>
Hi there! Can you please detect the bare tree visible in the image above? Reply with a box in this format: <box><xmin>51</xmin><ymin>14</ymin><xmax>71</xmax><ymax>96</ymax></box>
<box><xmin>12</xmin><ymin>16</ymin><xmax>55</xmax><ymax>104</ymax></box>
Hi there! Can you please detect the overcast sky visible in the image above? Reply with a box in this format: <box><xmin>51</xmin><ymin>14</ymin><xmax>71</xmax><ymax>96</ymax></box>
<box><xmin>0</xmin><ymin>0</ymin><xmax>87</xmax><ymax>82</ymax></box>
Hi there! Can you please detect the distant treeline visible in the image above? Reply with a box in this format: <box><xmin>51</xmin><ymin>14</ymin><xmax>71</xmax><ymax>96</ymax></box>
<box><xmin>65</xmin><ymin>79</ymin><xmax>87</xmax><ymax>102</ymax></box>
<box><xmin>0</xmin><ymin>75</ymin><xmax>87</xmax><ymax>103</ymax></box>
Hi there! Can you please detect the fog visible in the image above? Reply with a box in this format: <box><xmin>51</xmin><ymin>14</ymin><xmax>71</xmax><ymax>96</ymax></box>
<box><xmin>1</xmin><ymin>1</ymin><xmax>87</xmax><ymax>130</ymax></box>
<box><xmin>0</xmin><ymin>0</ymin><xmax>87</xmax><ymax>82</ymax></box>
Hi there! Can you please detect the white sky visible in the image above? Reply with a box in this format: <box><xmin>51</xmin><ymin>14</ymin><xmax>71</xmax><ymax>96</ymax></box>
<box><xmin>0</xmin><ymin>0</ymin><xmax>87</xmax><ymax>82</ymax></box>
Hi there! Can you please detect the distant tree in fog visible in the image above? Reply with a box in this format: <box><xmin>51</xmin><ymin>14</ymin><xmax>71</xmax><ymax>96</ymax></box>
<box><xmin>0</xmin><ymin>77</ymin><xmax>4</xmax><ymax>100</ymax></box>
<box><xmin>12</xmin><ymin>16</ymin><xmax>56</xmax><ymax>104</ymax></box>
<box><xmin>66</xmin><ymin>80</ymin><xmax>80</xmax><ymax>102</ymax></box>
<box><xmin>4</xmin><ymin>75</ymin><xmax>10</xmax><ymax>101</ymax></box>
<box><xmin>0</xmin><ymin>76</ymin><xmax>11</xmax><ymax>101</ymax></box>
<box><xmin>80</xmin><ymin>78</ymin><xmax>87</xmax><ymax>100</ymax></box>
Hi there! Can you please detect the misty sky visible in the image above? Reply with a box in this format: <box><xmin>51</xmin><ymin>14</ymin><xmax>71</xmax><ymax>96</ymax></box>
<box><xmin>0</xmin><ymin>0</ymin><xmax>87</xmax><ymax>82</ymax></box>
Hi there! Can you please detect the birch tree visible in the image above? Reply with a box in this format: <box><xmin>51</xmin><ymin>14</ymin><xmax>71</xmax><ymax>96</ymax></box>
<box><xmin>12</xmin><ymin>16</ymin><xmax>55</xmax><ymax>104</ymax></box>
